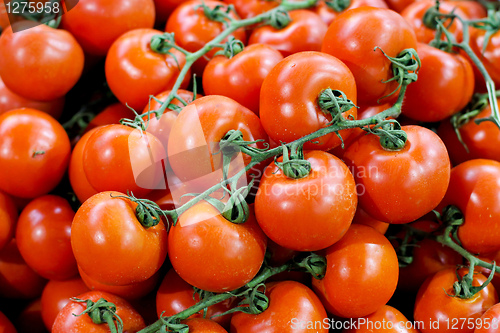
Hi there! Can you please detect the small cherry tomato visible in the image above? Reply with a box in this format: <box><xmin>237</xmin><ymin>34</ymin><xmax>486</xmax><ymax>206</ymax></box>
<box><xmin>0</xmin><ymin>190</ymin><xmax>17</xmax><ymax>252</ymax></box>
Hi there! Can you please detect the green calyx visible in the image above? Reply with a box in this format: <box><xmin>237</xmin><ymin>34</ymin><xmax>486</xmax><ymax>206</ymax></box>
<box><xmin>324</xmin><ymin>0</ymin><xmax>351</xmax><ymax>12</ymax></box>
<box><xmin>450</xmin><ymin>264</ymin><xmax>496</xmax><ymax>300</ymax></box>
<box><xmin>275</xmin><ymin>144</ymin><xmax>311</xmax><ymax>179</ymax></box>
<box><xmin>366</xmin><ymin>119</ymin><xmax>407</xmax><ymax>151</ymax></box>
<box><xmin>267</xmin><ymin>9</ymin><xmax>291</xmax><ymax>29</ymax></box>
<box><xmin>318</xmin><ymin>88</ymin><xmax>357</xmax><ymax>124</ymax></box>
<box><xmin>214</xmin><ymin>36</ymin><xmax>245</xmax><ymax>58</ymax></box>
<box><xmin>110</xmin><ymin>192</ymin><xmax>168</xmax><ymax>229</ymax></box>
<box><xmin>71</xmin><ymin>298</ymin><xmax>124</xmax><ymax>333</ymax></box>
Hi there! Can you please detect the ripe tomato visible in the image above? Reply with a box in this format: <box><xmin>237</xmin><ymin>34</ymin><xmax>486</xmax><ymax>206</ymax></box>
<box><xmin>475</xmin><ymin>303</ymin><xmax>500</xmax><ymax>333</ymax></box>
<box><xmin>168</xmin><ymin>201</ymin><xmax>267</xmax><ymax>292</ymax></box>
<box><xmin>470</xmin><ymin>28</ymin><xmax>500</xmax><ymax>88</ymax></box>
<box><xmin>0</xmin><ymin>108</ymin><xmax>71</xmax><ymax>198</ymax></box>
<box><xmin>255</xmin><ymin>150</ymin><xmax>356</xmax><ymax>251</ymax></box>
<box><xmin>153</xmin><ymin>0</ymin><xmax>188</xmax><ymax>23</ymax></box>
<box><xmin>85</xmin><ymin>103</ymin><xmax>136</xmax><ymax>133</ymax></box>
<box><xmin>16</xmin><ymin>195</ymin><xmax>78</xmax><ymax>280</ymax></box>
<box><xmin>343</xmin><ymin>125</ymin><xmax>451</xmax><ymax>224</ymax></box>
<box><xmin>40</xmin><ymin>278</ymin><xmax>90</xmax><ymax>331</ymax></box>
<box><xmin>260</xmin><ymin>51</ymin><xmax>357</xmax><ymax>151</ymax></box>
<box><xmin>414</xmin><ymin>268</ymin><xmax>498</xmax><ymax>333</ymax></box>
<box><xmin>344</xmin><ymin>305</ymin><xmax>419</xmax><ymax>333</ymax></box>
<box><xmin>223</xmin><ymin>0</ymin><xmax>278</xmax><ymax>19</ymax></box>
<box><xmin>352</xmin><ymin>206</ymin><xmax>390</xmax><ymax>234</ymax></box>
<box><xmin>0</xmin><ymin>191</ymin><xmax>17</xmax><ymax>252</ymax></box>
<box><xmin>52</xmin><ymin>291</ymin><xmax>146</xmax><ymax>333</ymax></box>
<box><xmin>165</xmin><ymin>0</ymin><xmax>247</xmax><ymax>76</ymax></box>
<box><xmin>0</xmin><ymin>22</ymin><xmax>84</xmax><ymax>101</ymax></box>
<box><xmin>446</xmin><ymin>0</ymin><xmax>486</xmax><ymax>19</ymax></box>
<box><xmin>0</xmin><ymin>311</ymin><xmax>16</xmax><ymax>333</ymax></box>
<box><xmin>402</xmin><ymin>43</ymin><xmax>474</xmax><ymax>122</ymax></box>
<box><xmin>184</xmin><ymin>318</ymin><xmax>228</xmax><ymax>332</ymax></box>
<box><xmin>69</xmin><ymin>128</ymin><xmax>99</xmax><ymax>204</ymax></box>
<box><xmin>313</xmin><ymin>0</ymin><xmax>388</xmax><ymax>26</ymax></box>
<box><xmin>438</xmin><ymin>159</ymin><xmax>500</xmax><ymax>254</ymax></box>
<box><xmin>61</xmin><ymin>0</ymin><xmax>155</xmax><ymax>56</ymax></box>
<box><xmin>203</xmin><ymin>44</ymin><xmax>283</xmax><ymax>114</ymax></box>
<box><xmin>231</xmin><ymin>281</ymin><xmax>328</xmax><ymax>333</ymax></box>
<box><xmin>105</xmin><ymin>28</ymin><xmax>191</xmax><ymax>111</ymax></box>
<box><xmin>385</xmin><ymin>0</ymin><xmax>415</xmax><ymax>12</ymax></box>
<box><xmin>83</xmin><ymin>124</ymin><xmax>166</xmax><ymax>197</ymax></box>
<box><xmin>71</xmin><ymin>191</ymin><xmax>168</xmax><ymax>286</ymax></box>
<box><xmin>312</xmin><ymin>224</ymin><xmax>399</xmax><ymax>318</ymax></box>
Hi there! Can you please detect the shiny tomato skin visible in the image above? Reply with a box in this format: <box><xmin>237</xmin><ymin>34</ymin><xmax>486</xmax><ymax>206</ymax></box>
<box><xmin>470</xmin><ymin>28</ymin><xmax>500</xmax><ymax>88</ymax></box>
<box><xmin>61</xmin><ymin>0</ymin><xmax>155</xmax><ymax>56</ymax></box>
<box><xmin>322</xmin><ymin>7</ymin><xmax>417</xmax><ymax>105</ymax></box>
<box><xmin>344</xmin><ymin>305</ymin><xmax>419</xmax><ymax>333</ymax></box>
<box><xmin>52</xmin><ymin>291</ymin><xmax>146</xmax><ymax>333</ymax></box>
<box><xmin>203</xmin><ymin>44</ymin><xmax>284</xmax><ymax>114</ymax></box>
<box><xmin>260</xmin><ymin>51</ymin><xmax>357</xmax><ymax>151</ymax></box>
<box><xmin>343</xmin><ymin>125</ymin><xmax>451</xmax><ymax>224</ymax></box>
<box><xmin>255</xmin><ymin>150</ymin><xmax>357</xmax><ymax>251</ymax></box>
<box><xmin>71</xmin><ymin>191</ymin><xmax>168</xmax><ymax>286</ymax></box>
<box><xmin>168</xmin><ymin>202</ymin><xmax>267</xmax><ymax>293</ymax></box>
<box><xmin>223</xmin><ymin>0</ymin><xmax>278</xmax><ymax>19</ymax></box>
<box><xmin>0</xmin><ymin>191</ymin><xmax>17</xmax><ymax>252</ymax></box>
<box><xmin>402</xmin><ymin>43</ymin><xmax>474</xmax><ymax>122</ymax></box>
<box><xmin>352</xmin><ymin>206</ymin><xmax>390</xmax><ymax>234</ymax></box>
<box><xmin>85</xmin><ymin>103</ymin><xmax>136</xmax><ymax>133</ymax></box>
<box><xmin>314</xmin><ymin>0</ymin><xmax>388</xmax><ymax>26</ymax></box>
<box><xmin>414</xmin><ymin>269</ymin><xmax>498</xmax><ymax>333</ymax></box>
<box><xmin>0</xmin><ymin>22</ymin><xmax>84</xmax><ymax>101</ymax></box>
<box><xmin>0</xmin><ymin>108</ymin><xmax>71</xmax><ymax>198</ymax></box>
<box><xmin>446</xmin><ymin>0</ymin><xmax>486</xmax><ymax>19</ymax></box>
<box><xmin>69</xmin><ymin>128</ymin><xmax>99</xmax><ymax>204</ymax></box>
<box><xmin>312</xmin><ymin>224</ymin><xmax>399</xmax><ymax>318</ymax></box>
<box><xmin>385</xmin><ymin>0</ymin><xmax>415</xmax><ymax>12</ymax></box>
<box><xmin>475</xmin><ymin>303</ymin><xmax>500</xmax><ymax>333</ymax></box>
<box><xmin>0</xmin><ymin>311</ymin><xmax>16</xmax><ymax>333</ymax></box>
<box><xmin>184</xmin><ymin>318</ymin><xmax>228</xmax><ymax>332</ymax></box>
<box><xmin>105</xmin><ymin>28</ymin><xmax>190</xmax><ymax>111</ymax></box>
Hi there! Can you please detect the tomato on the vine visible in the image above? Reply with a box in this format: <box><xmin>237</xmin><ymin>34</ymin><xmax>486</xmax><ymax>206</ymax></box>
<box><xmin>344</xmin><ymin>305</ymin><xmax>419</xmax><ymax>333</ymax></box>
<box><xmin>475</xmin><ymin>303</ymin><xmax>500</xmax><ymax>333</ymax></box>
<box><xmin>313</xmin><ymin>0</ymin><xmax>388</xmax><ymax>26</ymax></box>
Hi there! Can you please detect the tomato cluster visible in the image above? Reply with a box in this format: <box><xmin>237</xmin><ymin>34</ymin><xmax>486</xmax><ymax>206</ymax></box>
<box><xmin>1</xmin><ymin>0</ymin><xmax>500</xmax><ymax>333</ymax></box>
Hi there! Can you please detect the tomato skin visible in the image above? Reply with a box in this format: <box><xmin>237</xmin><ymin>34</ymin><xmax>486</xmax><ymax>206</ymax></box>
<box><xmin>165</xmin><ymin>0</ymin><xmax>247</xmax><ymax>76</ymax></box>
<box><xmin>322</xmin><ymin>7</ymin><xmax>417</xmax><ymax>105</ymax></box>
<box><xmin>40</xmin><ymin>278</ymin><xmax>90</xmax><ymax>331</ymax></box>
<box><xmin>0</xmin><ymin>311</ymin><xmax>16</xmax><ymax>333</ymax></box>
<box><xmin>351</xmin><ymin>206</ymin><xmax>389</xmax><ymax>234</ymax></box>
<box><xmin>385</xmin><ymin>0</ymin><xmax>415</xmax><ymax>12</ymax></box>
<box><xmin>61</xmin><ymin>0</ymin><xmax>155</xmax><ymax>56</ymax></box>
<box><xmin>231</xmin><ymin>281</ymin><xmax>328</xmax><ymax>333</ymax></box>
<box><xmin>255</xmin><ymin>150</ymin><xmax>356</xmax><ymax>251</ymax></box>
<box><xmin>105</xmin><ymin>28</ymin><xmax>190</xmax><ymax>111</ymax></box>
<box><xmin>183</xmin><ymin>318</ymin><xmax>228</xmax><ymax>332</ymax></box>
<box><xmin>69</xmin><ymin>128</ymin><xmax>99</xmax><ymax>204</ymax></box>
<box><xmin>153</xmin><ymin>0</ymin><xmax>188</xmax><ymax>23</ymax></box>
<box><xmin>470</xmin><ymin>28</ymin><xmax>500</xmax><ymax>88</ymax></box>
<box><xmin>0</xmin><ymin>191</ymin><xmax>17</xmax><ymax>252</ymax></box>
<box><xmin>314</xmin><ymin>0</ymin><xmax>388</xmax><ymax>26</ymax></box>
<box><xmin>71</xmin><ymin>191</ymin><xmax>168</xmax><ymax>286</ymax></box>
<box><xmin>414</xmin><ymin>269</ymin><xmax>498</xmax><ymax>333</ymax></box>
<box><xmin>446</xmin><ymin>0</ymin><xmax>486</xmax><ymax>19</ymax></box>
<box><xmin>52</xmin><ymin>291</ymin><xmax>146</xmax><ymax>333</ymax></box>
<box><xmin>343</xmin><ymin>305</ymin><xmax>419</xmax><ymax>333</ymax></box>
<box><xmin>260</xmin><ymin>51</ymin><xmax>357</xmax><ymax>151</ymax></box>
<box><xmin>248</xmin><ymin>10</ymin><xmax>327</xmax><ymax>57</ymax></box>
<box><xmin>0</xmin><ymin>22</ymin><xmax>84</xmax><ymax>101</ymax></box>
<box><xmin>85</xmin><ymin>103</ymin><xmax>136</xmax><ymax>133</ymax></box>
<box><xmin>475</xmin><ymin>303</ymin><xmax>500</xmax><ymax>333</ymax></box>
<box><xmin>402</xmin><ymin>43</ymin><xmax>474</xmax><ymax>122</ymax></box>
<box><xmin>312</xmin><ymin>224</ymin><xmax>399</xmax><ymax>318</ymax></box>
<box><xmin>223</xmin><ymin>0</ymin><xmax>278</xmax><ymax>19</ymax></box>
<box><xmin>203</xmin><ymin>44</ymin><xmax>283</xmax><ymax>115</ymax></box>
<box><xmin>168</xmin><ymin>202</ymin><xmax>267</xmax><ymax>293</ymax></box>
<box><xmin>0</xmin><ymin>108</ymin><xmax>71</xmax><ymax>198</ymax></box>
<box><xmin>438</xmin><ymin>159</ymin><xmax>500</xmax><ymax>255</ymax></box>
<box><xmin>343</xmin><ymin>125</ymin><xmax>451</xmax><ymax>224</ymax></box>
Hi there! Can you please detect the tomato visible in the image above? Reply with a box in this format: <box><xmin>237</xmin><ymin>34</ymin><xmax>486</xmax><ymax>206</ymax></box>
<box><xmin>167</xmin><ymin>95</ymin><xmax>268</xmax><ymax>193</ymax></box>
<box><xmin>313</xmin><ymin>0</ymin><xmax>388</xmax><ymax>26</ymax></box>
<box><xmin>203</xmin><ymin>44</ymin><xmax>283</xmax><ymax>114</ymax></box>
<box><xmin>71</xmin><ymin>191</ymin><xmax>168</xmax><ymax>286</ymax></box>
<box><xmin>260</xmin><ymin>51</ymin><xmax>357</xmax><ymax>151</ymax></box>
<box><xmin>52</xmin><ymin>291</ymin><xmax>146</xmax><ymax>333</ymax></box>
<box><xmin>40</xmin><ymin>278</ymin><xmax>90</xmax><ymax>331</ymax></box>
<box><xmin>401</xmin><ymin>43</ymin><xmax>474</xmax><ymax>122</ymax></box>
<box><xmin>384</xmin><ymin>0</ymin><xmax>415</xmax><ymax>12</ymax></box>
<box><xmin>475</xmin><ymin>255</ymin><xmax>500</xmax><ymax>299</ymax></box>
<box><xmin>414</xmin><ymin>268</ymin><xmax>498</xmax><ymax>333</ymax></box>
<box><xmin>343</xmin><ymin>125</ymin><xmax>451</xmax><ymax>224</ymax></box>
<box><xmin>231</xmin><ymin>281</ymin><xmax>328</xmax><ymax>333</ymax></box>
<box><xmin>475</xmin><ymin>303</ymin><xmax>500</xmax><ymax>333</ymax></box>
<box><xmin>0</xmin><ymin>239</ymin><xmax>47</xmax><ymax>299</ymax></box>
<box><xmin>352</xmin><ymin>206</ymin><xmax>389</xmax><ymax>234</ymax></box>
<box><xmin>168</xmin><ymin>201</ymin><xmax>267</xmax><ymax>292</ymax></box>
<box><xmin>344</xmin><ymin>305</ymin><xmax>419</xmax><ymax>333</ymax></box>
<box><xmin>16</xmin><ymin>195</ymin><xmax>78</xmax><ymax>280</ymax></box>
<box><xmin>470</xmin><ymin>28</ymin><xmax>500</xmax><ymax>88</ymax></box>
<box><xmin>223</xmin><ymin>0</ymin><xmax>278</xmax><ymax>19</ymax></box>
<box><xmin>322</xmin><ymin>7</ymin><xmax>417</xmax><ymax>105</ymax></box>
<box><xmin>153</xmin><ymin>0</ymin><xmax>188</xmax><ymax>23</ymax></box>
<box><xmin>255</xmin><ymin>150</ymin><xmax>356</xmax><ymax>251</ymax></box>
<box><xmin>156</xmin><ymin>268</ymin><xmax>236</xmax><ymax>328</ymax></box>
<box><xmin>16</xmin><ymin>298</ymin><xmax>48</xmax><ymax>333</ymax></box>
<box><xmin>165</xmin><ymin>0</ymin><xmax>247</xmax><ymax>76</ymax></box>
<box><xmin>446</xmin><ymin>0</ymin><xmax>486</xmax><ymax>19</ymax></box>
<box><xmin>438</xmin><ymin>159</ymin><xmax>500</xmax><ymax>255</ymax></box>
<box><xmin>0</xmin><ymin>22</ymin><xmax>84</xmax><ymax>101</ymax></box>
<box><xmin>105</xmin><ymin>28</ymin><xmax>191</xmax><ymax>111</ymax></box>
<box><xmin>248</xmin><ymin>10</ymin><xmax>327</xmax><ymax>57</ymax></box>
<box><xmin>83</xmin><ymin>124</ymin><xmax>166</xmax><ymax>197</ymax></box>
<box><xmin>312</xmin><ymin>224</ymin><xmax>399</xmax><ymax>318</ymax></box>
<box><xmin>0</xmin><ymin>311</ymin><xmax>16</xmax><ymax>333</ymax></box>
<box><xmin>85</xmin><ymin>103</ymin><xmax>137</xmax><ymax>133</ymax></box>
<box><xmin>0</xmin><ymin>108</ymin><xmax>71</xmax><ymax>198</ymax></box>
<box><xmin>61</xmin><ymin>0</ymin><xmax>155</xmax><ymax>56</ymax></box>
<box><xmin>0</xmin><ymin>191</ymin><xmax>17</xmax><ymax>252</ymax></box>
<box><xmin>0</xmin><ymin>75</ymin><xmax>64</xmax><ymax>119</ymax></box>
<box><xmin>183</xmin><ymin>318</ymin><xmax>228</xmax><ymax>332</ymax></box>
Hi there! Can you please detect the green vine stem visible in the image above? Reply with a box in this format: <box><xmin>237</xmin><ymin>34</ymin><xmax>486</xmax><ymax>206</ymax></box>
<box><xmin>71</xmin><ymin>298</ymin><xmax>124</xmax><ymax>333</ymax></box>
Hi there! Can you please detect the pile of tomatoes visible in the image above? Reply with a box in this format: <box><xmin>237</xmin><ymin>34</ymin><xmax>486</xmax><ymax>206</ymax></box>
<box><xmin>1</xmin><ymin>0</ymin><xmax>500</xmax><ymax>332</ymax></box>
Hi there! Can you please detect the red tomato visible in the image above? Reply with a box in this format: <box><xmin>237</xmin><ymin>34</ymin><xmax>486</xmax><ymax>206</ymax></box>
<box><xmin>168</xmin><ymin>201</ymin><xmax>267</xmax><ymax>292</ymax></box>
<box><xmin>52</xmin><ymin>291</ymin><xmax>146</xmax><ymax>333</ymax></box>
<box><xmin>16</xmin><ymin>195</ymin><xmax>78</xmax><ymax>280</ymax></box>
<box><xmin>0</xmin><ymin>191</ymin><xmax>17</xmax><ymax>251</ymax></box>
<box><xmin>231</xmin><ymin>281</ymin><xmax>328</xmax><ymax>333</ymax></box>
<box><xmin>184</xmin><ymin>318</ymin><xmax>228</xmax><ymax>332</ymax></box>
<box><xmin>344</xmin><ymin>305</ymin><xmax>419</xmax><ymax>333</ymax></box>
<box><xmin>352</xmin><ymin>206</ymin><xmax>390</xmax><ymax>234</ymax></box>
<box><xmin>154</xmin><ymin>0</ymin><xmax>189</xmax><ymax>23</ymax></box>
<box><xmin>446</xmin><ymin>0</ymin><xmax>486</xmax><ymax>19</ymax></box>
<box><xmin>85</xmin><ymin>103</ymin><xmax>136</xmax><ymax>133</ymax></box>
<box><xmin>343</xmin><ymin>126</ymin><xmax>451</xmax><ymax>224</ymax></box>
<box><xmin>71</xmin><ymin>191</ymin><xmax>168</xmax><ymax>286</ymax></box>
<box><xmin>470</xmin><ymin>28</ymin><xmax>500</xmax><ymax>88</ymax></box>
<box><xmin>0</xmin><ymin>22</ymin><xmax>84</xmax><ymax>101</ymax></box>
<box><xmin>475</xmin><ymin>303</ymin><xmax>500</xmax><ymax>333</ymax></box>
<box><xmin>40</xmin><ymin>278</ymin><xmax>90</xmax><ymax>331</ymax></box>
<box><xmin>402</xmin><ymin>43</ymin><xmax>474</xmax><ymax>122</ymax></box>
<box><xmin>414</xmin><ymin>269</ymin><xmax>498</xmax><ymax>333</ymax></box>
<box><xmin>0</xmin><ymin>310</ymin><xmax>16</xmax><ymax>333</ymax></box>
<box><xmin>61</xmin><ymin>0</ymin><xmax>155</xmax><ymax>56</ymax></box>
<box><xmin>260</xmin><ymin>51</ymin><xmax>357</xmax><ymax>151</ymax></box>
<box><xmin>312</xmin><ymin>224</ymin><xmax>399</xmax><ymax>318</ymax></box>
<box><xmin>105</xmin><ymin>28</ymin><xmax>191</xmax><ymax>111</ymax></box>
<box><xmin>223</xmin><ymin>0</ymin><xmax>278</xmax><ymax>19</ymax></box>
<box><xmin>203</xmin><ymin>44</ymin><xmax>283</xmax><ymax>114</ymax></box>
<box><xmin>314</xmin><ymin>0</ymin><xmax>388</xmax><ymax>26</ymax></box>
<box><xmin>0</xmin><ymin>108</ymin><xmax>71</xmax><ymax>198</ymax></box>
<box><xmin>322</xmin><ymin>7</ymin><xmax>417</xmax><ymax>105</ymax></box>
<box><xmin>385</xmin><ymin>0</ymin><xmax>415</xmax><ymax>12</ymax></box>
